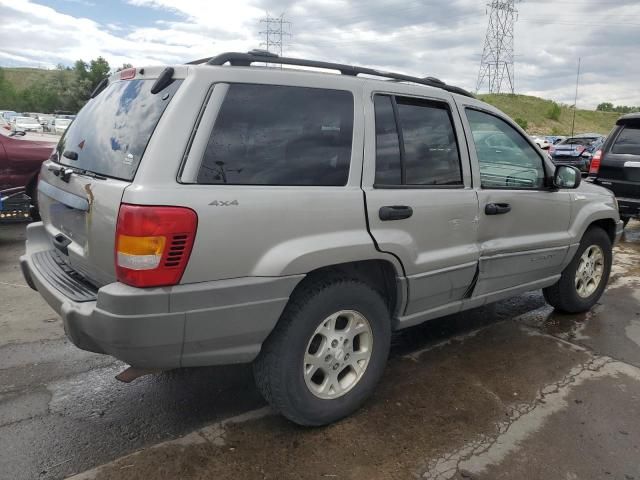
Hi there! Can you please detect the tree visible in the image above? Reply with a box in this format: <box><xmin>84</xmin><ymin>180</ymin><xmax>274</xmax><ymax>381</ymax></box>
<box><xmin>74</xmin><ymin>60</ymin><xmax>89</xmax><ymax>80</ymax></box>
<box><xmin>596</xmin><ymin>102</ymin><xmax>614</xmax><ymax>112</ymax></box>
<box><xmin>87</xmin><ymin>56</ymin><xmax>111</xmax><ymax>90</ymax></box>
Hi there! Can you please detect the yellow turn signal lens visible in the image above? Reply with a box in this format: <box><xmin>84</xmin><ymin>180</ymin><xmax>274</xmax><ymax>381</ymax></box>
<box><xmin>117</xmin><ymin>235</ymin><xmax>166</xmax><ymax>256</ymax></box>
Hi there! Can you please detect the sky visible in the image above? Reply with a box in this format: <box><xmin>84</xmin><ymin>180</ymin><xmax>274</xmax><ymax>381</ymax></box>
<box><xmin>0</xmin><ymin>0</ymin><xmax>638</xmax><ymax>108</ymax></box>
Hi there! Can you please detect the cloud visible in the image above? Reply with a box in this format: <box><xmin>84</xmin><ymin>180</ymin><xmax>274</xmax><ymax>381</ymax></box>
<box><xmin>0</xmin><ymin>0</ymin><xmax>638</xmax><ymax>108</ymax></box>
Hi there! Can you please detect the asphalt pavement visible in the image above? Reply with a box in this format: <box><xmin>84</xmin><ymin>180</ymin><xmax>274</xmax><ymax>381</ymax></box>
<box><xmin>0</xmin><ymin>221</ymin><xmax>639</xmax><ymax>480</ymax></box>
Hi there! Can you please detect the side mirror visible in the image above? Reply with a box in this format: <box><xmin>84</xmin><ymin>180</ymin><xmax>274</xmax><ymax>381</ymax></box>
<box><xmin>9</xmin><ymin>130</ymin><xmax>26</xmax><ymax>137</ymax></box>
<box><xmin>554</xmin><ymin>165</ymin><xmax>581</xmax><ymax>189</ymax></box>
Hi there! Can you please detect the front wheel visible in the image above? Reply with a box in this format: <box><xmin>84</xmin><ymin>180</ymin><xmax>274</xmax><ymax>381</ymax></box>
<box><xmin>543</xmin><ymin>227</ymin><xmax>612</xmax><ymax>313</ymax></box>
<box><xmin>253</xmin><ymin>277</ymin><xmax>391</xmax><ymax>426</ymax></box>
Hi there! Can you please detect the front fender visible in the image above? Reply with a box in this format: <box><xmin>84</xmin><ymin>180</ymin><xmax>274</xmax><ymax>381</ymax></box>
<box><xmin>568</xmin><ymin>186</ymin><xmax>619</xmax><ymax>243</ymax></box>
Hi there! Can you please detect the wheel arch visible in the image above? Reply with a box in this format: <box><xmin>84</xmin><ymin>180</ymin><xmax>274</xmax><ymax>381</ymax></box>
<box><xmin>289</xmin><ymin>259</ymin><xmax>406</xmax><ymax>320</ymax></box>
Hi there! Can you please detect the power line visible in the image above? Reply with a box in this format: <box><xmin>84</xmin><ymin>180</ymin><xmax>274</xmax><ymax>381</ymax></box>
<box><xmin>476</xmin><ymin>0</ymin><xmax>520</xmax><ymax>94</ymax></box>
<box><xmin>259</xmin><ymin>13</ymin><xmax>292</xmax><ymax>57</ymax></box>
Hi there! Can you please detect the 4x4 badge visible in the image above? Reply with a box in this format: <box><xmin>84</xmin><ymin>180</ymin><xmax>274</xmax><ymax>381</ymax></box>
<box><xmin>209</xmin><ymin>200</ymin><xmax>239</xmax><ymax>206</ymax></box>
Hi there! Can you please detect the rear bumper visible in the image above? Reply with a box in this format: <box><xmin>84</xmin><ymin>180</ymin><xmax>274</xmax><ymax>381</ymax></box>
<box><xmin>21</xmin><ymin>222</ymin><xmax>303</xmax><ymax>369</ymax></box>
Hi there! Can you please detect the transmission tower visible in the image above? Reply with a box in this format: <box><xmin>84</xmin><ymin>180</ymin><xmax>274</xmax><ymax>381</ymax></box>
<box><xmin>476</xmin><ymin>0</ymin><xmax>519</xmax><ymax>94</ymax></box>
<box><xmin>259</xmin><ymin>13</ymin><xmax>291</xmax><ymax>57</ymax></box>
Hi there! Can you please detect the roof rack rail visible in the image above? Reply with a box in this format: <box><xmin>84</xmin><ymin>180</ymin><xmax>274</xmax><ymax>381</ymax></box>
<box><xmin>191</xmin><ymin>50</ymin><xmax>474</xmax><ymax>98</ymax></box>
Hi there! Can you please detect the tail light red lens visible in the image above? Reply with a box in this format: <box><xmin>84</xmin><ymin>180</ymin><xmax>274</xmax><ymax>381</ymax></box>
<box><xmin>589</xmin><ymin>149</ymin><xmax>602</xmax><ymax>175</ymax></box>
<box><xmin>115</xmin><ymin>204</ymin><xmax>197</xmax><ymax>287</ymax></box>
<box><xmin>119</xmin><ymin>68</ymin><xmax>136</xmax><ymax>80</ymax></box>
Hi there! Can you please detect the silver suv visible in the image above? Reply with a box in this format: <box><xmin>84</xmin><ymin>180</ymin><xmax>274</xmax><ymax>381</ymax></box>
<box><xmin>21</xmin><ymin>51</ymin><xmax>623</xmax><ymax>426</ymax></box>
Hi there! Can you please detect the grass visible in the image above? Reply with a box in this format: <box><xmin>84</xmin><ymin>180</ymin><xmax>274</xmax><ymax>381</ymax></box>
<box><xmin>478</xmin><ymin>93</ymin><xmax>620</xmax><ymax>136</ymax></box>
<box><xmin>2</xmin><ymin>67</ymin><xmax>74</xmax><ymax>91</ymax></box>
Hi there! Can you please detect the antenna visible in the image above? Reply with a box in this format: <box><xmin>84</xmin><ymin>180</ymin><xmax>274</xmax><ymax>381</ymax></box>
<box><xmin>476</xmin><ymin>0</ymin><xmax>520</xmax><ymax>94</ymax></box>
<box><xmin>259</xmin><ymin>12</ymin><xmax>291</xmax><ymax>57</ymax></box>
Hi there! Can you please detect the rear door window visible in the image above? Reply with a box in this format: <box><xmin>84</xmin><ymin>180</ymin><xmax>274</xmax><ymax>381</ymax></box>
<box><xmin>196</xmin><ymin>84</ymin><xmax>354</xmax><ymax>186</ymax></box>
<box><xmin>56</xmin><ymin>79</ymin><xmax>182</xmax><ymax>181</ymax></box>
<box><xmin>373</xmin><ymin>94</ymin><xmax>462</xmax><ymax>187</ymax></box>
<box><xmin>612</xmin><ymin>126</ymin><xmax>640</xmax><ymax>155</ymax></box>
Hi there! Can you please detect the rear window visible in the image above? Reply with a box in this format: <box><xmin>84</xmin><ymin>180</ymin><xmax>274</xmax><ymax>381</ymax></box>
<box><xmin>612</xmin><ymin>126</ymin><xmax>640</xmax><ymax>155</ymax></box>
<box><xmin>561</xmin><ymin>137</ymin><xmax>598</xmax><ymax>146</ymax></box>
<box><xmin>56</xmin><ymin>78</ymin><xmax>182</xmax><ymax>181</ymax></box>
<box><xmin>196</xmin><ymin>84</ymin><xmax>353</xmax><ymax>186</ymax></box>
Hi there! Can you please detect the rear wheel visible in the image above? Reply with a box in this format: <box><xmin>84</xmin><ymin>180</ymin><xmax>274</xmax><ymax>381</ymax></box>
<box><xmin>253</xmin><ymin>277</ymin><xmax>391</xmax><ymax>426</ymax></box>
<box><xmin>543</xmin><ymin>227</ymin><xmax>612</xmax><ymax>313</ymax></box>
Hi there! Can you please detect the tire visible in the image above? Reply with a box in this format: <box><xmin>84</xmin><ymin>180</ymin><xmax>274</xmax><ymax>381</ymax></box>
<box><xmin>543</xmin><ymin>227</ymin><xmax>612</xmax><ymax>313</ymax></box>
<box><xmin>621</xmin><ymin>216</ymin><xmax>631</xmax><ymax>228</ymax></box>
<box><xmin>253</xmin><ymin>276</ymin><xmax>391</xmax><ymax>426</ymax></box>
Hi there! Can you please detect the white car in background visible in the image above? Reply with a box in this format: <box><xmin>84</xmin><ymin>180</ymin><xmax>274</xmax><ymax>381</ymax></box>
<box><xmin>52</xmin><ymin>118</ymin><xmax>72</xmax><ymax>135</ymax></box>
<box><xmin>11</xmin><ymin>116</ymin><xmax>44</xmax><ymax>133</ymax></box>
<box><xmin>530</xmin><ymin>135</ymin><xmax>551</xmax><ymax>150</ymax></box>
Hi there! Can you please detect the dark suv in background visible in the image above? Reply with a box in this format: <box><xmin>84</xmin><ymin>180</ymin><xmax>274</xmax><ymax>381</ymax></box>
<box><xmin>589</xmin><ymin>113</ymin><xmax>640</xmax><ymax>227</ymax></box>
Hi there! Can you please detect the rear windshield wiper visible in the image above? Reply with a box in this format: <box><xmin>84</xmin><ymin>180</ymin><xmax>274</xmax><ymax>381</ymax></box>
<box><xmin>63</xmin><ymin>150</ymin><xmax>78</xmax><ymax>161</ymax></box>
<box><xmin>48</xmin><ymin>163</ymin><xmax>106</xmax><ymax>182</ymax></box>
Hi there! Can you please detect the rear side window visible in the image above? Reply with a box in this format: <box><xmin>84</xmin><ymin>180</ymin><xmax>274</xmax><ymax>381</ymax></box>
<box><xmin>612</xmin><ymin>126</ymin><xmax>640</xmax><ymax>155</ymax></box>
<box><xmin>56</xmin><ymin>79</ymin><xmax>182</xmax><ymax>181</ymax></box>
<box><xmin>196</xmin><ymin>84</ymin><xmax>354</xmax><ymax>186</ymax></box>
<box><xmin>373</xmin><ymin>94</ymin><xmax>462</xmax><ymax>187</ymax></box>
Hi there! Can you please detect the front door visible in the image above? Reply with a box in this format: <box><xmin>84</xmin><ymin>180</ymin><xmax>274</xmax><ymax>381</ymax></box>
<box><xmin>461</xmin><ymin>106</ymin><xmax>572</xmax><ymax>297</ymax></box>
<box><xmin>362</xmin><ymin>89</ymin><xmax>479</xmax><ymax>326</ymax></box>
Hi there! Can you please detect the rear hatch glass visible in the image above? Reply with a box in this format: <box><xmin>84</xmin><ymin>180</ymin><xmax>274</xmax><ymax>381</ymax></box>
<box><xmin>38</xmin><ymin>77</ymin><xmax>182</xmax><ymax>286</ymax></box>
<box><xmin>612</xmin><ymin>126</ymin><xmax>640</xmax><ymax>155</ymax></box>
<box><xmin>55</xmin><ymin>78</ymin><xmax>182</xmax><ymax>180</ymax></box>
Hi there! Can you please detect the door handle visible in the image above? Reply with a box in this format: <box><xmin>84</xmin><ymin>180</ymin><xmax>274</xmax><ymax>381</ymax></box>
<box><xmin>485</xmin><ymin>203</ymin><xmax>511</xmax><ymax>215</ymax></box>
<box><xmin>379</xmin><ymin>205</ymin><xmax>413</xmax><ymax>221</ymax></box>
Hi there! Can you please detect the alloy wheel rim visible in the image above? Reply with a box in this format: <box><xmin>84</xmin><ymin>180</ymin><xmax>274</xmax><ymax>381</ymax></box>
<box><xmin>575</xmin><ymin>244</ymin><xmax>605</xmax><ymax>298</ymax></box>
<box><xmin>303</xmin><ymin>310</ymin><xmax>373</xmax><ymax>400</ymax></box>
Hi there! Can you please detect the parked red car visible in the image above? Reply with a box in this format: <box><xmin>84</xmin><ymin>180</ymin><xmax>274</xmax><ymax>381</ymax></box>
<box><xmin>0</xmin><ymin>129</ymin><xmax>55</xmax><ymax>219</ymax></box>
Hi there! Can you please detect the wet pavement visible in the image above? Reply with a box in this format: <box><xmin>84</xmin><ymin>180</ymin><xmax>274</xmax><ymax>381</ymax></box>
<box><xmin>0</xmin><ymin>221</ymin><xmax>639</xmax><ymax>480</ymax></box>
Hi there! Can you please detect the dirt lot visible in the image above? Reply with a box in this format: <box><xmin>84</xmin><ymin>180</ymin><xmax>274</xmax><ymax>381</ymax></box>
<box><xmin>1</xmin><ymin>221</ymin><xmax>639</xmax><ymax>480</ymax></box>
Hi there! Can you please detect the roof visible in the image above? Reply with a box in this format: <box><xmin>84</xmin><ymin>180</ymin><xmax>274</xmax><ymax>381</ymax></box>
<box><xmin>617</xmin><ymin>112</ymin><xmax>640</xmax><ymax>125</ymax></box>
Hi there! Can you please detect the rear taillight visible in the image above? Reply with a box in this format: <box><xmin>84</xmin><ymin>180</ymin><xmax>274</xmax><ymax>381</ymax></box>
<box><xmin>115</xmin><ymin>204</ymin><xmax>197</xmax><ymax>287</ymax></box>
<box><xmin>589</xmin><ymin>149</ymin><xmax>602</xmax><ymax>176</ymax></box>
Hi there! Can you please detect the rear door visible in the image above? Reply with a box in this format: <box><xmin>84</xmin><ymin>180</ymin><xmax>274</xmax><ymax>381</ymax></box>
<box><xmin>362</xmin><ymin>87</ymin><xmax>479</xmax><ymax>324</ymax></box>
<box><xmin>461</xmin><ymin>106</ymin><xmax>572</xmax><ymax>296</ymax></box>
<box><xmin>597</xmin><ymin>122</ymin><xmax>640</xmax><ymax>200</ymax></box>
<box><xmin>37</xmin><ymin>75</ymin><xmax>183</xmax><ymax>286</ymax></box>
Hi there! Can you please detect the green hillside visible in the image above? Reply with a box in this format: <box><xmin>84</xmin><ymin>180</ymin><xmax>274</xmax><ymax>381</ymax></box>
<box><xmin>478</xmin><ymin>93</ymin><xmax>620</xmax><ymax>136</ymax></box>
<box><xmin>2</xmin><ymin>67</ymin><xmax>74</xmax><ymax>92</ymax></box>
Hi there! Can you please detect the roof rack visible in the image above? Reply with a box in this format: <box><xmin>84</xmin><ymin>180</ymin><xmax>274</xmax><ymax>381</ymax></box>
<box><xmin>187</xmin><ymin>50</ymin><xmax>474</xmax><ymax>98</ymax></box>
